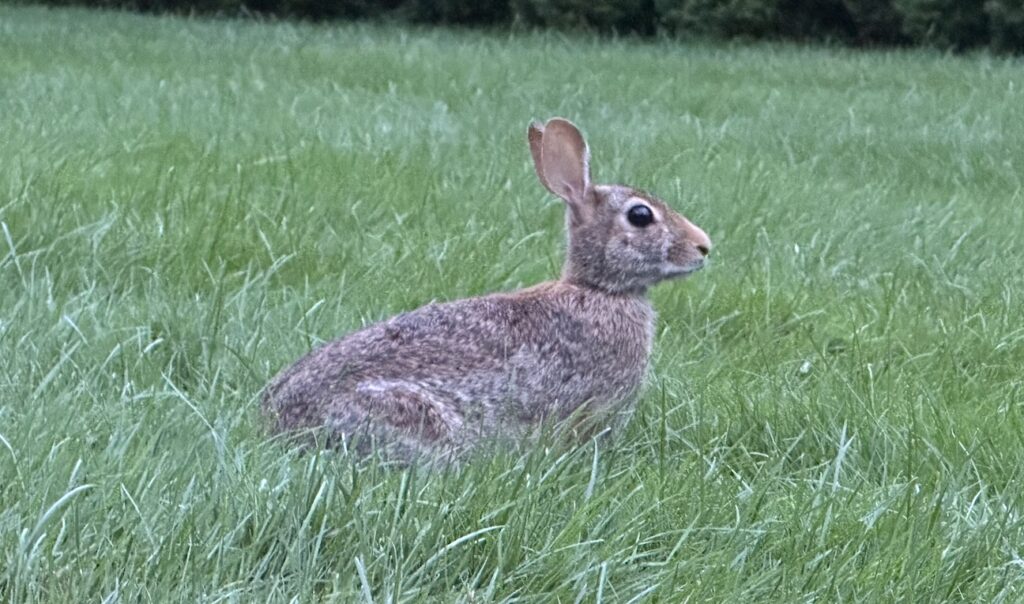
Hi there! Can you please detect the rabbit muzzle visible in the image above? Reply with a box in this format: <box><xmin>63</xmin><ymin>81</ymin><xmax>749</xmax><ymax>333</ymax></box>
<box><xmin>663</xmin><ymin>218</ymin><xmax>711</xmax><ymax>277</ymax></box>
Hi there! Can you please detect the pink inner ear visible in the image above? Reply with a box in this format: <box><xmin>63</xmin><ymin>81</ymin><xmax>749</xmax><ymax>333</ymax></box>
<box><xmin>541</xmin><ymin>121</ymin><xmax>590</xmax><ymax>204</ymax></box>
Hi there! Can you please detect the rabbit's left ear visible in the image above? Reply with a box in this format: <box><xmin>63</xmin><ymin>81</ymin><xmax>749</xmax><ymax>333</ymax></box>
<box><xmin>528</xmin><ymin>121</ymin><xmax>552</xmax><ymax>193</ymax></box>
<box><xmin>537</xmin><ymin>118</ymin><xmax>591</xmax><ymax>207</ymax></box>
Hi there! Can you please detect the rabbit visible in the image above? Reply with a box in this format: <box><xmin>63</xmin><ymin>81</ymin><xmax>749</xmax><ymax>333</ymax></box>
<box><xmin>262</xmin><ymin>118</ymin><xmax>712</xmax><ymax>462</ymax></box>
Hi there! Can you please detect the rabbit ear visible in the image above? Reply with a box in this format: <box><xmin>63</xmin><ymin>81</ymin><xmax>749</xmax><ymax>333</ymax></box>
<box><xmin>529</xmin><ymin>118</ymin><xmax>592</xmax><ymax>210</ymax></box>
<box><xmin>528</xmin><ymin>121</ymin><xmax>552</xmax><ymax>193</ymax></box>
<box><xmin>539</xmin><ymin>118</ymin><xmax>592</xmax><ymax>206</ymax></box>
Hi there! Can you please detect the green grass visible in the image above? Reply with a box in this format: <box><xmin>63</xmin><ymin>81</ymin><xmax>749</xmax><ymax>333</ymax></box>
<box><xmin>2</xmin><ymin>4</ymin><xmax>1024</xmax><ymax>601</ymax></box>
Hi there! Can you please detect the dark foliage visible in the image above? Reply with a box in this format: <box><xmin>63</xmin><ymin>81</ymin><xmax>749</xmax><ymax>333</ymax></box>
<box><xmin>25</xmin><ymin>0</ymin><xmax>1024</xmax><ymax>52</ymax></box>
<box><xmin>895</xmin><ymin>0</ymin><xmax>989</xmax><ymax>49</ymax></box>
<box><xmin>842</xmin><ymin>0</ymin><xmax>907</xmax><ymax>44</ymax></box>
<box><xmin>656</xmin><ymin>0</ymin><xmax>781</xmax><ymax>38</ymax></box>
<box><xmin>515</xmin><ymin>0</ymin><xmax>658</xmax><ymax>34</ymax></box>
<box><xmin>986</xmin><ymin>0</ymin><xmax>1024</xmax><ymax>51</ymax></box>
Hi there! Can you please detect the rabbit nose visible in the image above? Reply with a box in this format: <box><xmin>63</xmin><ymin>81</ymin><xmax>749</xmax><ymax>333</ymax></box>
<box><xmin>686</xmin><ymin>222</ymin><xmax>712</xmax><ymax>257</ymax></box>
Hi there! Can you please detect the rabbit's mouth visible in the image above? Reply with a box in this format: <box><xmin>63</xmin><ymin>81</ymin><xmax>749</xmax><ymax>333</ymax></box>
<box><xmin>660</xmin><ymin>261</ymin><xmax>705</xmax><ymax>279</ymax></box>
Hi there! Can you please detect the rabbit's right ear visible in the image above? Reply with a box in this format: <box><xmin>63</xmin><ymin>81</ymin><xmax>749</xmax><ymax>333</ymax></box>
<box><xmin>529</xmin><ymin>118</ymin><xmax>592</xmax><ymax>212</ymax></box>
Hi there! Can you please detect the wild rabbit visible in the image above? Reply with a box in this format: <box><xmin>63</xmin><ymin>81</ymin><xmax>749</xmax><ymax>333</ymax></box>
<box><xmin>263</xmin><ymin>118</ymin><xmax>712</xmax><ymax>462</ymax></box>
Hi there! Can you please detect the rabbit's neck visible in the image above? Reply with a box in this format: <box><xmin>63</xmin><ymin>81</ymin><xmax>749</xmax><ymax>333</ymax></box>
<box><xmin>560</xmin><ymin>264</ymin><xmax>650</xmax><ymax>297</ymax></box>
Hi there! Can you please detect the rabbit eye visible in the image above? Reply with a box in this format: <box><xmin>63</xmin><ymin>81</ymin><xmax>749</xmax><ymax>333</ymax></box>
<box><xmin>626</xmin><ymin>205</ymin><xmax>654</xmax><ymax>228</ymax></box>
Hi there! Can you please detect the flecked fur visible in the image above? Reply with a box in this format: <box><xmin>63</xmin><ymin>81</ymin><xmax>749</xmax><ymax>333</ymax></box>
<box><xmin>262</xmin><ymin>118</ymin><xmax>712</xmax><ymax>462</ymax></box>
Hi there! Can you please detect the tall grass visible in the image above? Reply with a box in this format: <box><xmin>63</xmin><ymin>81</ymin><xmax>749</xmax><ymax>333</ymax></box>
<box><xmin>1</xmin><ymin>5</ymin><xmax>1023</xmax><ymax>601</ymax></box>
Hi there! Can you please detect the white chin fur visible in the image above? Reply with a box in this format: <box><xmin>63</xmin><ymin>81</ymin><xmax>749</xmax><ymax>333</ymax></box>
<box><xmin>660</xmin><ymin>262</ymin><xmax>704</xmax><ymax>278</ymax></box>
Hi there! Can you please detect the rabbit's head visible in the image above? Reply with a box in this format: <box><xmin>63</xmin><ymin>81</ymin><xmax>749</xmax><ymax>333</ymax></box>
<box><xmin>529</xmin><ymin>118</ymin><xmax>712</xmax><ymax>294</ymax></box>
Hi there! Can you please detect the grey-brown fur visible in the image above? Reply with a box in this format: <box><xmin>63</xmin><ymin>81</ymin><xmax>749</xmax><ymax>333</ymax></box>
<box><xmin>262</xmin><ymin>118</ymin><xmax>712</xmax><ymax>462</ymax></box>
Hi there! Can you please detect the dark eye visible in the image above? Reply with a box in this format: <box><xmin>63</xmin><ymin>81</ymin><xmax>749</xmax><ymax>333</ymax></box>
<box><xmin>626</xmin><ymin>205</ymin><xmax>654</xmax><ymax>228</ymax></box>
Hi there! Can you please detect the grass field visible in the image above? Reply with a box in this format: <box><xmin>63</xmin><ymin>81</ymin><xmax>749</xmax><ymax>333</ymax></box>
<box><xmin>2</xmin><ymin>4</ymin><xmax>1024</xmax><ymax>601</ymax></box>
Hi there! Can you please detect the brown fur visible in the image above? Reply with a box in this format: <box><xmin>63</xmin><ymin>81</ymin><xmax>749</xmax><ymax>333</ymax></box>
<box><xmin>262</xmin><ymin>118</ymin><xmax>712</xmax><ymax>462</ymax></box>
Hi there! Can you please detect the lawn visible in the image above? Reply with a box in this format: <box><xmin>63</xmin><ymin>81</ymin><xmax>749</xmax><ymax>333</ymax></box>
<box><xmin>2</xmin><ymin>4</ymin><xmax>1024</xmax><ymax>601</ymax></box>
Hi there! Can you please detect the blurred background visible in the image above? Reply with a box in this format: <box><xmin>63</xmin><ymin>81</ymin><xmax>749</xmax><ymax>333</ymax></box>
<box><xmin>13</xmin><ymin>0</ymin><xmax>1024</xmax><ymax>53</ymax></box>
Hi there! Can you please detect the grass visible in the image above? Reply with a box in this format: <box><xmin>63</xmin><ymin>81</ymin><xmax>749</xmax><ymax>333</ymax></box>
<box><xmin>2</xmin><ymin>4</ymin><xmax>1024</xmax><ymax>601</ymax></box>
